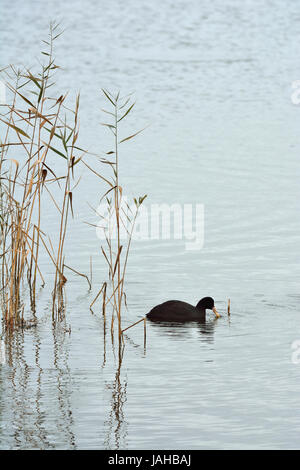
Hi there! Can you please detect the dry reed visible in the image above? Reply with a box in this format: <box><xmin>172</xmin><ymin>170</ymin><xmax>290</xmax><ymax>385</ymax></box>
<box><xmin>0</xmin><ymin>23</ymin><xmax>84</xmax><ymax>328</ymax></box>
<box><xmin>89</xmin><ymin>90</ymin><xmax>147</xmax><ymax>345</ymax></box>
<box><xmin>0</xmin><ymin>25</ymin><xmax>147</xmax><ymax>349</ymax></box>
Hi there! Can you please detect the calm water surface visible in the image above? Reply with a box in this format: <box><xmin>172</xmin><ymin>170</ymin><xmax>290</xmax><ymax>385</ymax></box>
<box><xmin>0</xmin><ymin>0</ymin><xmax>300</xmax><ymax>449</ymax></box>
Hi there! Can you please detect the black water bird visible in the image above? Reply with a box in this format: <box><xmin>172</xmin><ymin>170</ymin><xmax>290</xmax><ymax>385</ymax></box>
<box><xmin>147</xmin><ymin>297</ymin><xmax>220</xmax><ymax>322</ymax></box>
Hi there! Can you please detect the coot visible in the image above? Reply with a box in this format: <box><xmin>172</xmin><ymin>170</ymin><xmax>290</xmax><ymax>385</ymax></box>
<box><xmin>147</xmin><ymin>296</ymin><xmax>220</xmax><ymax>322</ymax></box>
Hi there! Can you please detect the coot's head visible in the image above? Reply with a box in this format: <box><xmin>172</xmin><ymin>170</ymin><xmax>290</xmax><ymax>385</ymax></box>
<box><xmin>196</xmin><ymin>297</ymin><xmax>220</xmax><ymax>318</ymax></box>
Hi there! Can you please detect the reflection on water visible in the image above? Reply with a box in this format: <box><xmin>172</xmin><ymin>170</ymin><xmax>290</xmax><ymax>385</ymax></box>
<box><xmin>0</xmin><ymin>323</ymin><xmax>75</xmax><ymax>449</ymax></box>
<box><xmin>1</xmin><ymin>0</ymin><xmax>300</xmax><ymax>450</ymax></box>
<box><xmin>149</xmin><ymin>318</ymin><xmax>218</xmax><ymax>344</ymax></box>
<box><xmin>104</xmin><ymin>345</ymin><xmax>128</xmax><ymax>450</ymax></box>
<box><xmin>51</xmin><ymin>324</ymin><xmax>76</xmax><ymax>449</ymax></box>
<box><xmin>0</xmin><ymin>298</ymin><xmax>300</xmax><ymax>449</ymax></box>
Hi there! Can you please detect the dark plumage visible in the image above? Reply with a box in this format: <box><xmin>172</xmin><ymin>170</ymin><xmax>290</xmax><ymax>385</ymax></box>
<box><xmin>147</xmin><ymin>296</ymin><xmax>220</xmax><ymax>322</ymax></box>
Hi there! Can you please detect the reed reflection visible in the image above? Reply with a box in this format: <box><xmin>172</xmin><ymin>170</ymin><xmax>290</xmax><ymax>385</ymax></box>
<box><xmin>52</xmin><ymin>320</ymin><xmax>76</xmax><ymax>449</ymax></box>
<box><xmin>0</xmin><ymin>317</ymin><xmax>75</xmax><ymax>449</ymax></box>
<box><xmin>103</xmin><ymin>339</ymin><xmax>128</xmax><ymax>449</ymax></box>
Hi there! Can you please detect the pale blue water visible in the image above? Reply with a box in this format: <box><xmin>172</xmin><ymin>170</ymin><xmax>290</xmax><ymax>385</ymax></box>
<box><xmin>0</xmin><ymin>0</ymin><xmax>300</xmax><ymax>449</ymax></box>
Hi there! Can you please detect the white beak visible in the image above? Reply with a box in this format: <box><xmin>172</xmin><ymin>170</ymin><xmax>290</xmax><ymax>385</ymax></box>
<box><xmin>212</xmin><ymin>306</ymin><xmax>220</xmax><ymax>318</ymax></box>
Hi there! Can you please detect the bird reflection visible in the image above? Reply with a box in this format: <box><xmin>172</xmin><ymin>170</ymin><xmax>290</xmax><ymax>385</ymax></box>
<box><xmin>147</xmin><ymin>317</ymin><xmax>218</xmax><ymax>343</ymax></box>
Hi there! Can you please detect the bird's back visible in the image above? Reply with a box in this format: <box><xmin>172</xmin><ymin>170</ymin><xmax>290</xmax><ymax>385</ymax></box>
<box><xmin>147</xmin><ymin>300</ymin><xmax>204</xmax><ymax>321</ymax></box>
